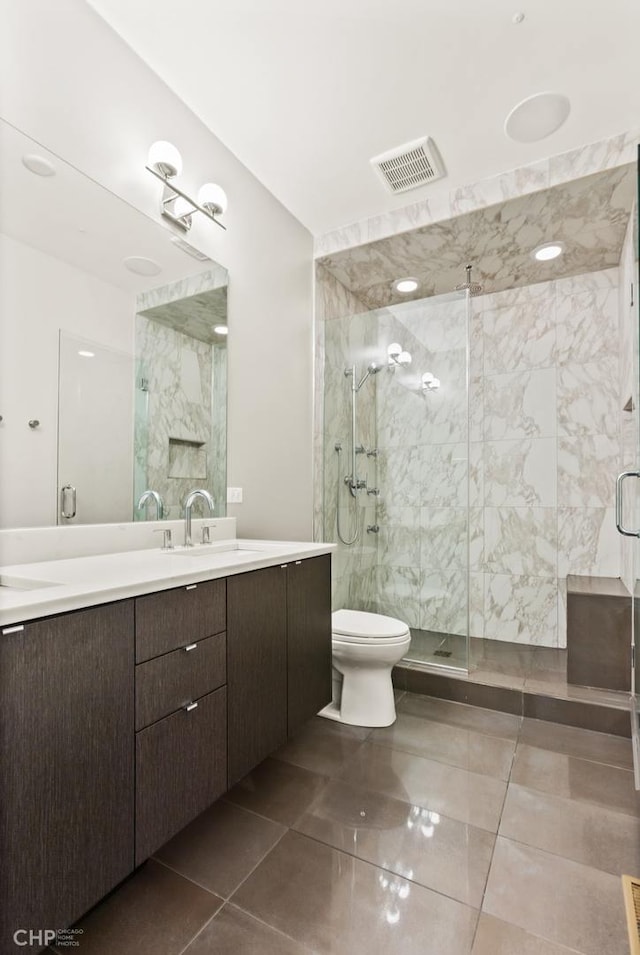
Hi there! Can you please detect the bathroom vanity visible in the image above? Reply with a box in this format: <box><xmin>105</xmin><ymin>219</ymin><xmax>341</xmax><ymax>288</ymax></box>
<box><xmin>0</xmin><ymin>539</ymin><xmax>332</xmax><ymax>952</ymax></box>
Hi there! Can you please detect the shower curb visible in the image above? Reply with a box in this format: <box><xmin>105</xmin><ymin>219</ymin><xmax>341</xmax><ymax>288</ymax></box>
<box><xmin>392</xmin><ymin>665</ymin><xmax>631</xmax><ymax>738</ymax></box>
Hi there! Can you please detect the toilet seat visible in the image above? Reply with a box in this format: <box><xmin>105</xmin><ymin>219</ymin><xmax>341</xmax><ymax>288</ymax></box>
<box><xmin>332</xmin><ymin>609</ymin><xmax>410</xmax><ymax>645</ymax></box>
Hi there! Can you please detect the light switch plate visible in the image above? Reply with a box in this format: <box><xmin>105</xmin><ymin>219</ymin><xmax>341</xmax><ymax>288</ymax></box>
<box><xmin>227</xmin><ymin>487</ymin><xmax>243</xmax><ymax>504</ymax></box>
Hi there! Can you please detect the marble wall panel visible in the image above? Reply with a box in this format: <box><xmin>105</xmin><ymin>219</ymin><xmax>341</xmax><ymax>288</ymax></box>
<box><xmin>420</xmin><ymin>507</ymin><xmax>468</xmax><ymax>572</ymax></box>
<box><xmin>420</xmin><ymin>568</ymin><xmax>468</xmax><ymax>635</ymax></box>
<box><xmin>482</xmin><ymin>297</ymin><xmax>556</xmax><ymax>375</ymax></box>
<box><xmin>484</xmin><ymin>574</ymin><xmax>558</xmax><ymax>646</ymax></box>
<box><xmin>556</xmin><ymin>358</ymin><xmax>620</xmax><ymax>437</ymax></box>
<box><xmin>557</xmin><ymin>434</ymin><xmax>620</xmax><ymax>507</ymax></box>
<box><xmin>555</xmin><ymin>271</ymin><xmax>618</xmax><ymax>365</ymax></box>
<box><xmin>484</xmin><ymin>507</ymin><xmax>557</xmax><ymax>577</ymax></box>
<box><xmin>484</xmin><ymin>438</ymin><xmax>557</xmax><ymax>507</ymax></box>
<box><xmin>483</xmin><ymin>368</ymin><xmax>556</xmax><ymax>441</ymax></box>
<box><xmin>557</xmin><ymin>507</ymin><xmax>620</xmax><ymax>577</ymax></box>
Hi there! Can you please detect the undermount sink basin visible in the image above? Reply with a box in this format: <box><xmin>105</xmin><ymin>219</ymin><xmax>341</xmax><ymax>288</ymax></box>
<box><xmin>0</xmin><ymin>575</ymin><xmax>60</xmax><ymax>592</ymax></box>
<box><xmin>169</xmin><ymin>544</ymin><xmax>265</xmax><ymax>559</ymax></box>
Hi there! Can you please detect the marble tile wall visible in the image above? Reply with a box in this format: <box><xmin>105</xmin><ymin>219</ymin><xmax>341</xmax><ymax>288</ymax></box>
<box><xmin>618</xmin><ymin>206</ymin><xmax>639</xmax><ymax>595</ymax></box>
<box><xmin>471</xmin><ymin>268</ymin><xmax>622</xmax><ymax>648</ymax></box>
<box><xmin>135</xmin><ymin>316</ymin><xmax>224</xmax><ymax>521</ymax></box>
<box><xmin>317</xmin><ymin>266</ymin><xmax>379</xmax><ymax>610</ymax></box>
<box><xmin>319</xmin><ymin>263</ymin><xmax>629</xmax><ymax>649</ymax></box>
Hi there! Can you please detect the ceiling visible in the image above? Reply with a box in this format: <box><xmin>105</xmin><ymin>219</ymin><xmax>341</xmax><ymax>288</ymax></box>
<box><xmin>318</xmin><ymin>164</ymin><xmax>636</xmax><ymax>308</ymax></box>
<box><xmin>88</xmin><ymin>0</ymin><xmax>640</xmax><ymax>236</ymax></box>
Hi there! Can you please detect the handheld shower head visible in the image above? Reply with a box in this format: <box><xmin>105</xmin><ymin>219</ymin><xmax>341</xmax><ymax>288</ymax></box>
<box><xmin>368</xmin><ymin>362</ymin><xmax>382</xmax><ymax>374</ymax></box>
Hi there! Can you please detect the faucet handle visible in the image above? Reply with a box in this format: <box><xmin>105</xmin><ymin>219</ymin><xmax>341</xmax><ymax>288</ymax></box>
<box><xmin>153</xmin><ymin>528</ymin><xmax>174</xmax><ymax>550</ymax></box>
<box><xmin>201</xmin><ymin>523</ymin><xmax>215</xmax><ymax>545</ymax></box>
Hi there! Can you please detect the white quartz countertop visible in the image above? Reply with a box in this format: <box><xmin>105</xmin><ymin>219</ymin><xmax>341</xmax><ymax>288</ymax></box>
<box><xmin>0</xmin><ymin>539</ymin><xmax>335</xmax><ymax>627</ymax></box>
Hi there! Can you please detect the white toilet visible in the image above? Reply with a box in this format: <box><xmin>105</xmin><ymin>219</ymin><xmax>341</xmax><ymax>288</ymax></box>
<box><xmin>319</xmin><ymin>609</ymin><xmax>411</xmax><ymax>728</ymax></box>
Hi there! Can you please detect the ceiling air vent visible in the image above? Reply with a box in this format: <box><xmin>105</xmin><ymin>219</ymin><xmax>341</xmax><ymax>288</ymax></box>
<box><xmin>370</xmin><ymin>136</ymin><xmax>445</xmax><ymax>194</ymax></box>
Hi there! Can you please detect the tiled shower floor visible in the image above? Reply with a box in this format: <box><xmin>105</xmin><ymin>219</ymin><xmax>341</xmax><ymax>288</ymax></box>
<box><xmin>54</xmin><ymin>692</ymin><xmax>640</xmax><ymax>955</ymax></box>
<box><xmin>406</xmin><ymin>629</ymin><xmax>630</xmax><ymax>709</ymax></box>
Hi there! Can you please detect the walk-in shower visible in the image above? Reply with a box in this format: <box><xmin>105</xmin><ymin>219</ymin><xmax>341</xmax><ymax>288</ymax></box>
<box><xmin>323</xmin><ymin>288</ymin><xmax>471</xmax><ymax>674</ymax></box>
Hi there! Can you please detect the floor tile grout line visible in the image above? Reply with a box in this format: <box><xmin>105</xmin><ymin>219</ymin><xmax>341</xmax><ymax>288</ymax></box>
<box><xmin>226</xmin><ymin>898</ymin><xmax>321</xmax><ymax>954</ymax></box>
<box><xmin>354</xmin><ymin>734</ymin><xmax>515</xmax><ymax>790</ymax></box>
<box><xmin>224</xmin><ymin>826</ymin><xmax>289</xmax><ymax>903</ymax></box>
<box><xmin>176</xmin><ymin>901</ymin><xmax>226</xmax><ymax>955</ymax></box>
<box><xmin>514</xmin><ymin>737</ymin><xmax>637</xmax><ymax>775</ymax></box>
<box><xmin>470</xmin><ymin>713</ymin><xmax>522</xmax><ymax>951</ymax></box>
<box><xmin>280</xmin><ymin>826</ymin><xmax>483</xmax><ymax>915</ymax></box>
<box><xmin>151</xmin><ymin>855</ymin><xmax>227</xmax><ymax>900</ymax></box>
<box><xmin>368</xmin><ymin>734</ymin><xmax>515</xmax><ymax>783</ymax></box>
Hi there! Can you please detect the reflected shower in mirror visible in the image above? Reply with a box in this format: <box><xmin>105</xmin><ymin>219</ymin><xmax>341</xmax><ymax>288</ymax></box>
<box><xmin>0</xmin><ymin>118</ymin><xmax>228</xmax><ymax>529</ymax></box>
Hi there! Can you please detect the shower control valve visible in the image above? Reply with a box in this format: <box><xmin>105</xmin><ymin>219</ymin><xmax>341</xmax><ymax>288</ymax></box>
<box><xmin>366</xmin><ymin>525</ymin><xmax>380</xmax><ymax>534</ymax></box>
<box><xmin>367</xmin><ymin>488</ymin><xmax>380</xmax><ymax>496</ymax></box>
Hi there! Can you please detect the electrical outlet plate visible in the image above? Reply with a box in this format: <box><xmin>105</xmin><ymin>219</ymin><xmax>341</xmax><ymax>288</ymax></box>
<box><xmin>227</xmin><ymin>487</ymin><xmax>243</xmax><ymax>504</ymax></box>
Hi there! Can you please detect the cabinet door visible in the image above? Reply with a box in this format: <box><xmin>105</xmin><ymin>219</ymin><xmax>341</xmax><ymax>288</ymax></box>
<box><xmin>135</xmin><ymin>686</ymin><xmax>227</xmax><ymax>864</ymax></box>
<box><xmin>227</xmin><ymin>566</ymin><xmax>287</xmax><ymax>787</ymax></box>
<box><xmin>0</xmin><ymin>602</ymin><xmax>134</xmax><ymax>945</ymax></box>
<box><xmin>287</xmin><ymin>555</ymin><xmax>332</xmax><ymax>735</ymax></box>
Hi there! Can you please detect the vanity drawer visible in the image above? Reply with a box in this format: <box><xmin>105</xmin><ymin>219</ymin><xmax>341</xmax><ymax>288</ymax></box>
<box><xmin>135</xmin><ymin>685</ymin><xmax>227</xmax><ymax>864</ymax></box>
<box><xmin>136</xmin><ymin>631</ymin><xmax>226</xmax><ymax>730</ymax></box>
<box><xmin>135</xmin><ymin>578</ymin><xmax>226</xmax><ymax>662</ymax></box>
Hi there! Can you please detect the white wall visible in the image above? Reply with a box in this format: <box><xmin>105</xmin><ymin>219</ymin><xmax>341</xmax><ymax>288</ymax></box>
<box><xmin>0</xmin><ymin>0</ymin><xmax>314</xmax><ymax>540</ymax></box>
<box><xmin>0</xmin><ymin>233</ymin><xmax>134</xmax><ymax>528</ymax></box>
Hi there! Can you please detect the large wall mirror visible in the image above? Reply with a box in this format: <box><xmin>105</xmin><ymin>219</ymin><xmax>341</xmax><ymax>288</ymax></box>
<box><xmin>0</xmin><ymin>119</ymin><xmax>228</xmax><ymax>529</ymax></box>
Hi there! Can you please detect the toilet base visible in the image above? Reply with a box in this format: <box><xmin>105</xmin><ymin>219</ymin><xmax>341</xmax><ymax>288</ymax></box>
<box><xmin>319</xmin><ymin>669</ymin><xmax>397</xmax><ymax>728</ymax></box>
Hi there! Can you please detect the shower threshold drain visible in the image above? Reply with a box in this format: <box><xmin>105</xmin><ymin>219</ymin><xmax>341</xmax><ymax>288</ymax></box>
<box><xmin>622</xmin><ymin>875</ymin><xmax>640</xmax><ymax>954</ymax></box>
<box><xmin>433</xmin><ymin>649</ymin><xmax>452</xmax><ymax>658</ymax></box>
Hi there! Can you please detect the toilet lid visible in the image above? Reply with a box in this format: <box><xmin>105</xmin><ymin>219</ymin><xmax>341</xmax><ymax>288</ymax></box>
<box><xmin>332</xmin><ymin>609</ymin><xmax>410</xmax><ymax>643</ymax></box>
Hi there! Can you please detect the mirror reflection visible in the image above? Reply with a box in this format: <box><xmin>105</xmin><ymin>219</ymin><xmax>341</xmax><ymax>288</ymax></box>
<box><xmin>0</xmin><ymin>119</ymin><xmax>228</xmax><ymax>529</ymax></box>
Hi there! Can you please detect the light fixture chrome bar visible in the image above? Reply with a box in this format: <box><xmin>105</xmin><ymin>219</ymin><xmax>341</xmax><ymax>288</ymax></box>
<box><xmin>145</xmin><ymin>165</ymin><xmax>227</xmax><ymax>232</ymax></box>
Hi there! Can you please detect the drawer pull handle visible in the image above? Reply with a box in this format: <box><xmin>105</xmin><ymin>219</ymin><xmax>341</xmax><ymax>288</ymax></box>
<box><xmin>280</xmin><ymin>564</ymin><xmax>288</xmax><ymax>569</ymax></box>
<box><xmin>185</xmin><ymin>584</ymin><xmax>197</xmax><ymax>591</ymax></box>
<box><xmin>184</xmin><ymin>701</ymin><xmax>198</xmax><ymax>712</ymax></box>
<box><xmin>184</xmin><ymin>643</ymin><xmax>198</xmax><ymax>652</ymax></box>
<box><xmin>295</xmin><ymin>560</ymin><xmax>302</xmax><ymax>565</ymax></box>
<box><xmin>2</xmin><ymin>625</ymin><xmax>24</xmax><ymax>635</ymax></box>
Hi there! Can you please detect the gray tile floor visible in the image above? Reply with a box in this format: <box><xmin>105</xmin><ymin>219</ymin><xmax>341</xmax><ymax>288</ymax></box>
<box><xmin>58</xmin><ymin>692</ymin><xmax>640</xmax><ymax>955</ymax></box>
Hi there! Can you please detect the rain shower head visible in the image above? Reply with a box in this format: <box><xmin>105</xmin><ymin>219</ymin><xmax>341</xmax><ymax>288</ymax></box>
<box><xmin>455</xmin><ymin>264</ymin><xmax>483</xmax><ymax>296</ymax></box>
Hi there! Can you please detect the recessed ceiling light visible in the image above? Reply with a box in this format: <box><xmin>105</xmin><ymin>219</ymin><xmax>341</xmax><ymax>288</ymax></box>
<box><xmin>505</xmin><ymin>92</ymin><xmax>570</xmax><ymax>143</ymax></box>
<box><xmin>393</xmin><ymin>277</ymin><xmax>419</xmax><ymax>294</ymax></box>
<box><xmin>213</xmin><ymin>325</ymin><xmax>228</xmax><ymax>335</ymax></box>
<box><xmin>532</xmin><ymin>242</ymin><xmax>564</xmax><ymax>262</ymax></box>
<box><xmin>78</xmin><ymin>350</ymin><xmax>95</xmax><ymax>358</ymax></box>
<box><xmin>22</xmin><ymin>153</ymin><xmax>56</xmax><ymax>177</ymax></box>
<box><xmin>123</xmin><ymin>256</ymin><xmax>162</xmax><ymax>276</ymax></box>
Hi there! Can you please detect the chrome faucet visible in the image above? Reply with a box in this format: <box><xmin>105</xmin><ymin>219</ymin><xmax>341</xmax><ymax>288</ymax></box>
<box><xmin>137</xmin><ymin>489</ymin><xmax>164</xmax><ymax>519</ymax></box>
<box><xmin>184</xmin><ymin>489</ymin><xmax>215</xmax><ymax>547</ymax></box>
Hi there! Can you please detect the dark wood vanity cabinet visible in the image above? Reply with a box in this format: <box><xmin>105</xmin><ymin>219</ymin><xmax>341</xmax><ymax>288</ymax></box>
<box><xmin>227</xmin><ymin>564</ymin><xmax>288</xmax><ymax>787</ymax></box>
<box><xmin>133</xmin><ymin>580</ymin><xmax>228</xmax><ymax>864</ymax></box>
<box><xmin>227</xmin><ymin>555</ymin><xmax>332</xmax><ymax>786</ymax></box>
<box><xmin>287</xmin><ymin>554</ymin><xmax>332</xmax><ymax>736</ymax></box>
<box><xmin>0</xmin><ymin>552</ymin><xmax>331</xmax><ymax>949</ymax></box>
<box><xmin>0</xmin><ymin>602</ymin><xmax>135</xmax><ymax>951</ymax></box>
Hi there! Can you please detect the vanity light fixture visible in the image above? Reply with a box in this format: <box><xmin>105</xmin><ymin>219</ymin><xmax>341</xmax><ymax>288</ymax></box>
<box><xmin>213</xmin><ymin>325</ymin><xmax>228</xmax><ymax>335</ymax></box>
<box><xmin>421</xmin><ymin>372</ymin><xmax>440</xmax><ymax>391</ymax></box>
<box><xmin>393</xmin><ymin>277</ymin><xmax>419</xmax><ymax>294</ymax></box>
<box><xmin>146</xmin><ymin>140</ymin><xmax>227</xmax><ymax>233</ymax></box>
<box><xmin>532</xmin><ymin>241</ymin><xmax>564</xmax><ymax>262</ymax></box>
